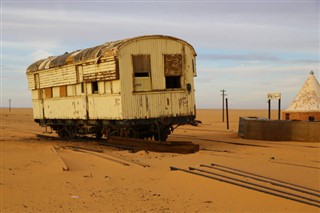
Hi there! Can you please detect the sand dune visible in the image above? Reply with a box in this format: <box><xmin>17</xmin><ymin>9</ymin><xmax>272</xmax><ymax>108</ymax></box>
<box><xmin>1</xmin><ymin>108</ymin><xmax>319</xmax><ymax>212</ymax></box>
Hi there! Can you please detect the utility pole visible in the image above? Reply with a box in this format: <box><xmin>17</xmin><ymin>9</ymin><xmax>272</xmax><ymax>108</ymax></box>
<box><xmin>220</xmin><ymin>89</ymin><xmax>227</xmax><ymax>122</ymax></box>
<box><xmin>226</xmin><ymin>98</ymin><xmax>229</xmax><ymax>130</ymax></box>
<box><xmin>9</xmin><ymin>99</ymin><xmax>12</xmax><ymax>112</ymax></box>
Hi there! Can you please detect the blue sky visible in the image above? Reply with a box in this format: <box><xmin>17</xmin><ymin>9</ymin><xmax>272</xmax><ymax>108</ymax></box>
<box><xmin>1</xmin><ymin>0</ymin><xmax>319</xmax><ymax>109</ymax></box>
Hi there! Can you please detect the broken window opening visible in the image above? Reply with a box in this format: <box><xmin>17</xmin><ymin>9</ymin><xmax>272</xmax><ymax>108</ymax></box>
<box><xmin>81</xmin><ymin>83</ymin><xmax>85</xmax><ymax>93</ymax></box>
<box><xmin>166</xmin><ymin>76</ymin><xmax>181</xmax><ymax>89</ymax></box>
<box><xmin>92</xmin><ymin>81</ymin><xmax>98</xmax><ymax>94</ymax></box>
<box><xmin>132</xmin><ymin>55</ymin><xmax>151</xmax><ymax>77</ymax></box>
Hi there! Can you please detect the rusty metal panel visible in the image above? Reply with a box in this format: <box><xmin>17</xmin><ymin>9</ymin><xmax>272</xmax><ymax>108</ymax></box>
<box><xmin>164</xmin><ymin>54</ymin><xmax>182</xmax><ymax>76</ymax></box>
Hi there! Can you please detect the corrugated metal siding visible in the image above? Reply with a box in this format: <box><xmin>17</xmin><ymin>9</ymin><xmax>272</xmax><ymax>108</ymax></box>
<box><xmin>118</xmin><ymin>38</ymin><xmax>196</xmax><ymax>119</ymax></box>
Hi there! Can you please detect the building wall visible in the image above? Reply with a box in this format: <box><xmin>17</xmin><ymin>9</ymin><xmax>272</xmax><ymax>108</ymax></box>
<box><xmin>282</xmin><ymin>111</ymin><xmax>320</xmax><ymax>121</ymax></box>
<box><xmin>118</xmin><ymin>38</ymin><xmax>196</xmax><ymax>119</ymax></box>
<box><xmin>238</xmin><ymin>117</ymin><xmax>320</xmax><ymax>142</ymax></box>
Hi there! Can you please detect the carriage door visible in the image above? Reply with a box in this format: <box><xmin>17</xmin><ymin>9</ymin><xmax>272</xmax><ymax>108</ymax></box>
<box><xmin>34</xmin><ymin>73</ymin><xmax>45</xmax><ymax>119</ymax></box>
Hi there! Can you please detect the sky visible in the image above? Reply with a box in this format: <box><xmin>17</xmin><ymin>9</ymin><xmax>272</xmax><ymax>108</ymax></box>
<box><xmin>1</xmin><ymin>0</ymin><xmax>319</xmax><ymax>109</ymax></box>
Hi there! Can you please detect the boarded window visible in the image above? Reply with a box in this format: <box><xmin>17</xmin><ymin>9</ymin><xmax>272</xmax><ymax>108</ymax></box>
<box><xmin>44</xmin><ymin>87</ymin><xmax>52</xmax><ymax>98</ymax></box>
<box><xmin>164</xmin><ymin>54</ymin><xmax>182</xmax><ymax>89</ymax></box>
<box><xmin>285</xmin><ymin>113</ymin><xmax>290</xmax><ymax>120</ymax></box>
<box><xmin>60</xmin><ymin>85</ymin><xmax>67</xmax><ymax>97</ymax></box>
<box><xmin>132</xmin><ymin>55</ymin><xmax>151</xmax><ymax>77</ymax></box>
<box><xmin>92</xmin><ymin>81</ymin><xmax>98</xmax><ymax>94</ymax></box>
<box><xmin>164</xmin><ymin>54</ymin><xmax>182</xmax><ymax>76</ymax></box>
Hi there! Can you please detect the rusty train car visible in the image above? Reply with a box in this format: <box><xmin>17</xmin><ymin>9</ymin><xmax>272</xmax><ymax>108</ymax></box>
<box><xmin>26</xmin><ymin>35</ymin><xmax>197</xmax><ymax>141</ymax></box>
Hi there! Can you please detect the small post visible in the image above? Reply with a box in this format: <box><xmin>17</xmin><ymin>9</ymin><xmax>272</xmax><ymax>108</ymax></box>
<box><xmin>268</xmin><ymin>99</ymin><xmax>271</xmax><ymax>119</ymax></box>
<box><xmin>226</xmin><ymin>98</ymin><xmax>229</xmax><ymax>130</ymax></box>
<box><xmin>278</xmin><ymin>98</ymin><xmax>281</xmax><ymax>120</ymax></box>
<box><xmin>220</xmin><ymin>89</ymin><xmax>227</xmax><ymax>122</ymax></box>
<box><xmin>9</xmin><ymin>99</ymin><xmax>12</xmax><ymax>112</ymax></box>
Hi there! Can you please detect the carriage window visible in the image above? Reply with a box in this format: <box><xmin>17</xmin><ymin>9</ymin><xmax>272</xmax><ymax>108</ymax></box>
<box><xmin>60</xmin><ymin>85</ymin><xmax>67</xmax><ymax>97</ymax></box>
<box><xmin>44</xmin><ymin>87</ymin><xmax>52</xmax><ymax>99</ymax></box>
<box><xmin>92</xmin><ymin>81</ymin><xmax>98</xmax><ymax>94</ymax></box>
<box><xmin>132</xmin><ymin>55</ymin><xmax>151</xmax><ymax>77</ymax></box>
<box><xmin>164</xmin><ymin>54</ymin><xmax>182</xmax><ymax>89</ymax></box>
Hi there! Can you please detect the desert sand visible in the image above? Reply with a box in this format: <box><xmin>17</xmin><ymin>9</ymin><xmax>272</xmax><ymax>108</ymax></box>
<box><xmin>1</xmin><ymin>108</ymin><xmax>319</xmax><ymax>213</ymax></box>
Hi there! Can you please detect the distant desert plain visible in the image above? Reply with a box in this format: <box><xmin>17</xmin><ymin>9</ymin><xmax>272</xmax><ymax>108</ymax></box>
<box><xmin>1</xmin><ymin>108</ymin><xmax>319</xmax><ymax>213</ymax></box>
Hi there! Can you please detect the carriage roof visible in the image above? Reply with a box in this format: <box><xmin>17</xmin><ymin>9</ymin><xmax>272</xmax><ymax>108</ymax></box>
<box><xmin>26</xmin><ymin>35</ymin><xmax>196</xmax><ymax>73</ymax></box>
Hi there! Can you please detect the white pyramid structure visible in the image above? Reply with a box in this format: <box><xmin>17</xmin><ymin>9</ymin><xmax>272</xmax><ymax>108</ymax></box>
<box><xmin>286</xmin><ymin>71</ymin><xmax>320</xmax><ymax>112</ymax></box>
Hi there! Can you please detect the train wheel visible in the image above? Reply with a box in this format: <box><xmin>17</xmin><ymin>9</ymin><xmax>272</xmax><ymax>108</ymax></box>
<box><xmin>95</xmin><ymin>128</ymin><xmax>102</xmax><ymax>139</ymax></box>
<box><xmin>154</xmin><ymin>128</ymin><xmax>170</xmax><ymax>142</ymax></box>
<box><xmin>57</xmin><ymin>128</ymin><xmax>68</xmax><ymax>138</ymax></box>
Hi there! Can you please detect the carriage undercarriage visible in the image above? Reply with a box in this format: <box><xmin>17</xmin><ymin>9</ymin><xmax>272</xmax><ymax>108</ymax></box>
<box><xmin>36</xmin><ymin>115</ymin><xmax>196</xmax><ymax>142</ymax></box>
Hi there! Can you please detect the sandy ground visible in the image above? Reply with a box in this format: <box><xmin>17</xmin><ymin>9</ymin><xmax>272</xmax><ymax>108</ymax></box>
<box><xmin>1</xmin><ymin>108</ymin><xmax>319</xmax><ymax>213</ymax></box>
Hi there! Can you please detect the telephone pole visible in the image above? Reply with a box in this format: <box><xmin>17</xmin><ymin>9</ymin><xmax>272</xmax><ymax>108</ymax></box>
<box><xmin>9</xmin><ymin>99</ymin><xmax>12</xmax><ymax>112</ymax></box>
<box><xmin>220</xmin><ymin>89</ymin><xmax>227</xmax><ymax>122</ymax></box>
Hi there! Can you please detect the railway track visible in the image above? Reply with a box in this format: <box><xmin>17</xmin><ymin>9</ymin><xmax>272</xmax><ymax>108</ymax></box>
<box><xmin>36</xmin><ymin>133</ymin><xmax>199</xmax><ymax>154</ymax></box>
<box><xmin>62</xmin><ymin>146</ymin><xmax>150</xmax><ymax>167</ymax></box>
<box><xmin>170</xmin><ymin>164</ymin><xmax>320</xmax><ymax>208</ymax></box>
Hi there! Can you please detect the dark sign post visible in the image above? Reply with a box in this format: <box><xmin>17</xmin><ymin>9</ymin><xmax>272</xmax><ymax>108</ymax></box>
<box><xmin>220</xmin><ymin>89</ymin><xmax>227</xmax><ymax>122</ymax></box>
<box><xmin>226</xmin><ymin>98</ymin><xmax>229</xmax><ymax>130</ymax></box>
<box><xmin>267</xmin><ymin>93</ymin><xmax>281</xmax><ymax>120</ymax></box>
<box><xmin>268</xmin><ymin>99</ymin><xmax>271</xmax><ymax>119</ymax></box>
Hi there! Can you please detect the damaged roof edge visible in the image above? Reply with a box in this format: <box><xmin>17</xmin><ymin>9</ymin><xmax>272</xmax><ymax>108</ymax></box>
<box><xmin>26</xmin><ymin>35</ymin><xmax>197</xmax><ymax>73</ymax></box>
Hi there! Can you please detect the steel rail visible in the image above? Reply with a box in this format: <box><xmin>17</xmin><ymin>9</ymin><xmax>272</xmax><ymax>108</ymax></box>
<box><xmin>189</xmin><ymin>167</ymin><xmax>320</xmax><ymax>206</ymax></box>
<box><xmin>51</xmin><ymin>146</ymin><xmax>69</xmax><ymax>171</ymax></box>
<box><xmin>170</xmin><ymin>166</ymin><xmax>320</xmax><ymax>208</ymax></box>
<box><xmin>67</xmin><ymin>147</ymin><xmax>130</xmax><ymax>166</ymax></box>
<box><xmin>210</xmin><ymin>163</ymin><xmax>320</xmax><ymax>194</ymax></box>
<box><xmin>201</xmin><ymin>164</ymin><xmax>320</xmax><ymax>198</ymax></box>
<box><xmin>65</xmin><ymin>146</ymin><xmax>149</xmax><ymax>168</ymax></box>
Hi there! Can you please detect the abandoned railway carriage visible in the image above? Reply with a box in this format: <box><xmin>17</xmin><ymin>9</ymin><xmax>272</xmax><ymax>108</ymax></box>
<box><xmin>26</xmin><ymin>35</ymin><xmax>197</xmax><ymax>141</ymax></box>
